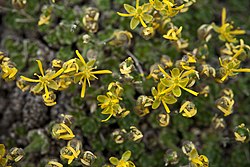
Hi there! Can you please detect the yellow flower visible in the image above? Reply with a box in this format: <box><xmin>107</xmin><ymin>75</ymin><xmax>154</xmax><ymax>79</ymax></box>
<box><xmin>98</xmin><ymin>82</ymin><xmax>129</xmax><ymax>122</ymax></box>
<box><xmin>219</xmin><ymin>50</ymin><xmax>250</xmax><ymax>82</ymax></box>
<box><xmin>150</xmin><ymin>0</ymin><xmax>184</xmax><ymax>17</ymax></box>
<box><xmin>234</xmin><ymin>123</ymin><xmax>249</xmax><ymax>143</ymax></box>
<box><xmin>212</xmin><ymin>8</ymin><xmax>245</xmax><ymax>43</ymax></box>
<box><xmin>20</xmin><ymin>60</ymin><xmax>64</xmax><ymax>98</ymax></box>
<box><xmin>60</xmin><ymin>140</ymin><xmax>81</xmax><ymax>164</ymax></box>
<box><xmin>109</xmin><ymin>150</ymin><xmax>135</xmax><ymax>167</ymax></box>
<box><xmin>51</xmin><ymin>123</ymin><xmax>75</xmax><ymax>140</ymax></box>
<box><xmin>73</xmin><ymin>50</ymin><xmax>112</xmax><ymax>98</ymax></box>
<box><xmin>0</xmin><ymin>144</ymin><xmax>8</xmax><ymax>167</ymax></box>
<box><xmin>163</xmin><ymin>26</ymin><xmax>182</xmax><ymax>40</ymax></box>
<box><xmin>117</xmin><ymin>0</ymin><xmax>153</xmax><ymax>29</ymax></box>
<box><xmin>1</xmin><ymin>60</ymin><xmax>18</xmax><ymax>80</ymax></box>
<box><xmin>179</xmin><ymin>101</ymin><xmax>197</xmax><ymax>118</ymax></box>
<box><xmin>38</xmin><ymin>15</ymin><xmax>51</xmax><ymax>26</ymax></box>
<box><xmin>163</xmin><ymin>0</ymin><xmax>184</xmax><ymax>17</ymax></box>
<box><xmin>189</xmin><ymin>148</ymin><xmax>209</xmax><ymax>167</ymax></box>
<box><xmin>97</xmin><ymin>92</ymin><xmax>129</xmax><ymax>122</ymax></box>
<box><xmin>151</xmin><ymin>82</ymin><xmax>177</xmax><ymax>113</ymax></box>
<box><xmin>159</xmin><ymin>66</ymin><xmax>199</xmax><ymax>97</ymax></box>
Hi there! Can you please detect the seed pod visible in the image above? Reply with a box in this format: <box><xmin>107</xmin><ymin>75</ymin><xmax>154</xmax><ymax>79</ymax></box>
<box><xmin>141</xmin><ymin>27</ymin><xmax>155</xmax><ymax>40</ymax></box>
<box><xmin>127</xmin><ymin>126</ymin><xmax>143</xmax><ymax>142</ymax></box>
<box><xmin>80</xmin><ymin>151</ymin><xmax>97</xmax><ymax>166</ymax></box>
<box><xmin>197</xmin><ymin>24</ymin><xmax>213</xmax><ymax>42</ymax></box>
<box><xmin>221</xmin><ymin>88</ymin><xmax>234</xmax><ymax>99</ymax></box>
<box><xmin>179</xmin><ymin>101</ymin><xmax>197</xmax><ymax>118</ymax></box>
<box><xmin>181</xmin><ymin>141</ymin><xmax>196</xmax><ymax>156</ymax></box>
<box><xmin>112</xmin><ymin>129</ymin><xmax>127</xmax><ymax>144</ymax></box>
<box><xmin>215</xmin><ymin>96</ymin><xmax>234</xmax><ymax>116</ymax></box>
<box><xmin>12</xmin><ymin>0</ymin><xmax>26</xmax><ymax>9</ymax></box>
<box><xmin>164</xmin><ymin>149</ymin><xmax>179</xmax><ymax>166</ymax></box>
<box><xmin>158</xmin><ymin>113</ymin><xmax>170</xmax><ymax>127</ymax></box>
<box><xmin>134</xmin><ymin>95</ymin><xmax>153</xmax><ymax>117</ymax></box>
<box><xmin>109</xmin><ymin>30</ymin><xmax>133</xmax><ymax>47</ymax></box>
<box><xmin>82</xmin><ymin>7</ymin><xmax>100</xmax><ymax>33</ymax></box>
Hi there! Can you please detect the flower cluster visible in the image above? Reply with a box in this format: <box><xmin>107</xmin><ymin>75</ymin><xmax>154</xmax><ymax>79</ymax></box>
<box><xmin>20</xmin><ymin>50</ymin><xmax>112</xmax><ymax>106</ymax></box>
<box><xmin>49</xmin><ymin>114</ymin><xmax>97</xmax><ymax>165</ymax></box>
<box><xmin>0</xmin><ymin>52</ymin><xmax>18</xmax><ymax>81</ymax></box>
<box><xmin>117</xmin><ymin>0</ymin><xmax>194</xmax><ymax>49</ymax></box>
<box><xmin>151</xmin><ymin>66</ymin><xmax>198</xmax><ymax>113</ymax></box>
<box><xmin>97</xmin><ymin>82</ymin><xmax>129</xmax><ymax>122</ymax></box>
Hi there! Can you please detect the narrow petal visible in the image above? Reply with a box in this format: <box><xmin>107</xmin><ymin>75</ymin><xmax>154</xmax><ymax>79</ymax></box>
<box><xmin>101</xmin><ymin>113</ymin><xmax>113</xmax><ymax>122</ymax></box>
<box><xmin>91</xmin><ymin>70</ymin><xmax>112</xmax><ymax>74</ymax></box>
<box><xmin>180</xmin><ymin>86</ymin><xmax>199</xmax><ymax>96</ymax></box>
<box><xmin>139</xmin><ymin>16</ymin><xmax>147</xmax><ymax>27</ymax></box>
<box><xmin>158</xmin><ymin>65</ymin><xmax>171</xmax><ymax>78</ymax></box>
<box><xmin>75</xmin><ymin>50</ymin><xmax>87</xmax><ymax>66</ymax></box>
<box><xmin>81</xmin><ymin>78</ymin><xmax>87</xmax><ymax>98</ymax></box>
<box><xmin>20</xmin><ymin>76</ymin><xmax>40</xmax><ymax>83</ymax></box>
<box><xmin>48</xmin><ymin>68</ymin><xmax>64</xmax><ymax>80</ymax></box>
<box><xmin>136</xmin><ymin>0</ymin><xmax>139</xmax><ymax>8</ymax></box>
<box><xmin>222</xmin><ymin>8</ymin><xmax>226</xmax><ymax>25</ymax></box>
<box><xmin>230</xmin><ymin>29</ymin><xmax>245</xmax><ymax>35</ymax></box>
<box><xmin>36</xmin><ymin>60</ymin><xmax>45</xmax><ymax>76</ymax></box>
<box><xmin>232</xmin><ymin>68</ymin><xmax>250</xmax><ymax>73</ymax></box>
<box><xmin>162</xmin><ymin>100</ymin><xmax>171</xmax><ymax>113</ymax></box>
<box><xmin>117</xmin><ymin>12</ymin><xmax>135</xmax><ymax>17</ymax></box>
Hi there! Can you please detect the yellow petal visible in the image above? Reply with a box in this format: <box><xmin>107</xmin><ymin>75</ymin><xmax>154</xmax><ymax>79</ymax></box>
<box><xmin>117</xmin><ymin>12</ymin><xmax>135</xmax><ymax>17</ymax></box>
<box><xmin>158</xmin><ymin>65</ymin><xmax>171</xmax><ymax>78</ymax></box>
<box><xmin>36</xmin><ymin>60</ymin><xmax>45</xmax><ymax>76</ymax></box>
<box><xmin>162</xmin><ymin>100</ymin><xmax>171</xmax><ymax>113</ymax></box>
<box><xmin>180</xmin><ymin>86</ymin><xmax>199</xmax><ymax>96</ymax></box>
<box><xmin>75</xmin><ymin>50</ymin><xmax>87</xmax><ymax>66</ymax></box>
<box><xmin>221</xmin><ymin>8</ymin><xmax>226</xmax><ymax>25</ymax></box>
<box><xmin>20</xmin><ymin>76</ymin><xmax>40</xmax><ymax>83</ymax></box>
<box><xmin>130</xmin><ymin>17</ymin><xmax>140</xmax><ymax>29</ymax></box>
<box><xmin>101</xmin><ymin>113</ymin><xmax>113</xmax><ymax>122</ymax></box>
<box><xmin>91</xmin><ymin>70</ymin><xmax>112</xmax><ymax>74</ymax></box>
<box><xmin>124</xmin><ymin>4</ymin><xmax>136</xmax><ymax>14</ymax></box>
<box><xmin>81</xmin><ymin>78</ymin><xmax>87</xmax><ymax>98</ymax></box>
